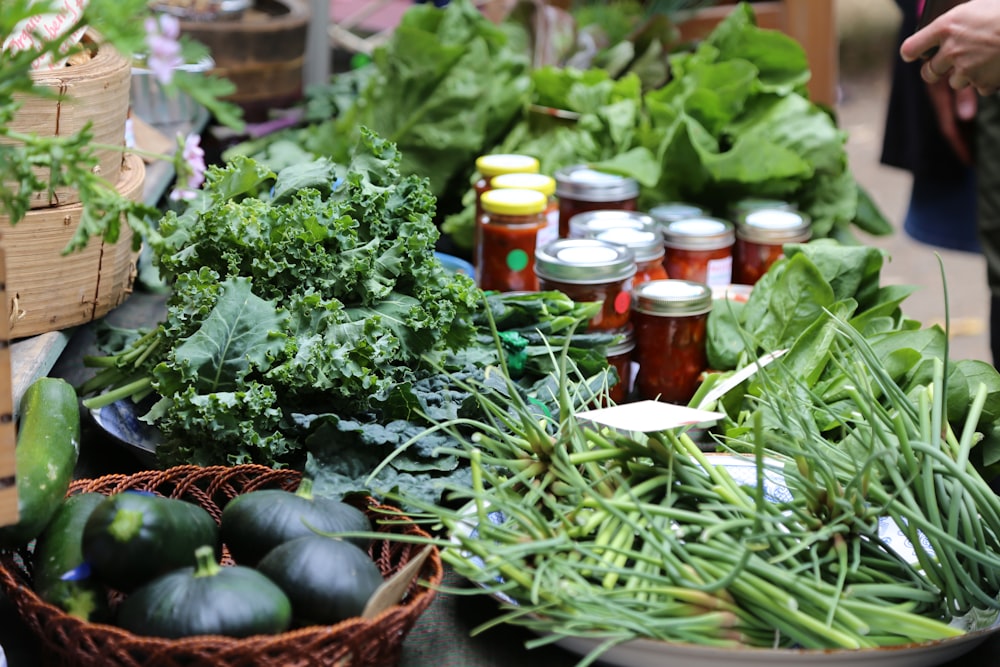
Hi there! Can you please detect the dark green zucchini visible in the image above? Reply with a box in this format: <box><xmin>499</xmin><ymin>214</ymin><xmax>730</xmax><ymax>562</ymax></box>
<box><xmin>32</xmin><ymin>492</ymin><xmax>109</xmax><ymax>621</ymax></box>
<box><xmin>0</xmin><ymin>377</ymin><xmax>80</xmax><ymax>548</ymax></box>
<box><xmin>256</xmin><ymin>534</ymin><xmax>383</xmax><ymax>625</ymax></box>
<box><xmin>117</xmin><ymin>545</ymin><xmax>292</xmax><ymax>639</ymax></box>
<box><xmin>220</xmin><ymin>477</ymin><xmax>371</xmax><ymax>566</ymax></box>
<box><xmin>82</xmin><ymin>492</ymin><xmax>220</xmax><ymax>592</ymax></box>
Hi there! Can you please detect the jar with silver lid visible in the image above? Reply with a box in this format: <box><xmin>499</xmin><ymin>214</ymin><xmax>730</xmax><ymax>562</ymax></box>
<box><xmin>728</xmin><ymin>197</ymin><xmax>794</xmax><ymax>222</ymax></box>
<box><xmin>660</xmin><ymin>216</ymin><xmax>735</xmax><ymax>287</ymax></box>
<box><xmin>734</xmin><ymin>208</ymin><xmax>811</xmax><ymax>285</ymax></box>
<box><xmin>604</xmin><ymin>326</ymin><xmax>636</xmax><ymax>406</ymax></box>
<box><xmin>554</xmin><ymin>165</ymin><xmax>640</xmax><ymax>239</ymax></box>
<box><xmin>649</xmin><ymin>202</ymin><xmax>708</xmax><ymax>226</ymax></box>
<box><xmin>535</xmin><ymin>238</ymin><xmax>637</xmax><ymax>332</ymax></box>
<box><xmin>568</xmin><ymin>210</ymin><xmax>655</xmax><ymax>239</ymax></box>
<box><xmin>631</xmin><ymin>279</ymin><xmax>713</xmax><ymax>404</ymax></box>
<box><xmin>593</xmin><ymin>227</ymin><xmax>667</xmax><ymax>286</ymax></box>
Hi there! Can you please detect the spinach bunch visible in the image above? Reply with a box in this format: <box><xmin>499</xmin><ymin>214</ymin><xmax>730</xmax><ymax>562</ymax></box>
<box><xmin>83</xmin><ymin>130</ymin><xmax>481</xmax><ymax>468</ymax></box>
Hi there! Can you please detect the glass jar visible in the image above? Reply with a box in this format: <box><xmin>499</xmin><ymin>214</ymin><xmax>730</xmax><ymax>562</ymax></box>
<box><xmin>473</xmin><ymin>154</ymin><xmax>540</xmax><ymax>263</ymax></box>
<box><xmin>535</xmin><ymin>238</ymin><xmax>636</xmax><ymax>332</ymax></box>
<box><xmin>554</xmin><ymin>165</ymin><xmax>640</xmax><ymax>239</ymax></box>
<box><xmin>477</xmin><ymin>188</ymin><xmax>547</xmax><ymax>293</ymax></box>
<box><xmin>568</xmin><ymin>210</ymin><xmax>655</xmax><ymax>239</ymax></box>
<box><xmin>490</xmin><ymin>172</ymin><xmax>559</xmax><ymax>248</ymax></box>
<box><xmin>728</xmin><ymin>197</ymin><xmax>794</xmax><ymax>222</ymax></box>
<box><xmin>605</xmin><ymin>326</ymin><xmax>636</xmax><ymax>406</ymax></box>
<box><xmin>631</xmin><ymin>280</ymin><xmax>713</xmax><ymax>404</ymax></box>
<box><xmin>733</xmin><ymin>209</ymin><xmax>811</xmax><ymax>285</ymax></box>
<box><xmin>593</xmin><ymin>227</ymin><xmax>667</xmax><ymax>286</ymax></box>
<box><xmin>660</xmin><ymin>217</ymin><xmax>735</xmax><ymax>287</ymax></box>
<box><xmin>649</xmin><ymin>202</ymin><xmax>708</xmax><ymax>226</ymax></box>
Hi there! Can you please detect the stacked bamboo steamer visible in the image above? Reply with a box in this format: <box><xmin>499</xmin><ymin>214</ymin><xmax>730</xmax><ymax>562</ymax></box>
<box><xmin>0</xmin><ymin>31</ymin><xmax>144</xmax><ymax>340</ymax></box>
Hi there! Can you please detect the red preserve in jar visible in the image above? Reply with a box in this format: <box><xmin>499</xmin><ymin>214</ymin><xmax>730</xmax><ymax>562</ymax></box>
<box><xmin>535</xmin><ymin>238</ymin><xmax>636</xmax><ymax>332</ymax></box>
<box><xmin>490</xmin><ymin>172</ymin><xmax>559</xmax><ymax>248</ymax></box>
<box><xmin>554</xmin><ymin>165</ymin><xmax>640</xmax><ymax>239</ymax></box>
<box><xmin>593</xmin><ymin>227</ymin><xmax>667</xmax><ymax>286</ymax></box>
<box><xmin>568</xmin><ymin>210</ymin><xmax>655</xmax><ymax>239</ymax></box>
<box><xmin>605</xmin><ymin>326</ymin><xmax>636</xmax><ymax>405</ymax></box>
<box><xmin>660</xmin><ymin>217</ymin><xmax>735</xmax><ymax>287</ymax></box>
<box><xmin>649</xmin><ymin>202</ymin><xmax>708</xmax><ymax>226</ymax></box>
<box><xmin>631</xmin><ymin>279</ymin><xmax>713</xmax><ymax>404</ymax></box>
<box><xmin>477</xmin><ymin>188</ymin><xmax>547</xmax><ymax>292</ymax></box>
<box><xmin>733</xmin><ymin>208</ymin><xmax>811</xmax><ymax>286</ymax></box>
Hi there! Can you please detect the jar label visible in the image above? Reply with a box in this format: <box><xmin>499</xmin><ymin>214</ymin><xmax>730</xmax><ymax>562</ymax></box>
<box><xmin>537</xmin><ymin>209</ymin><xmax>560</xmax><ymax>248</ymax></box>
<box><xmin>614</xmin><ymin>290</ymin><xmax>631</xmax><ymax>314</ymax></box>
<box><xmin>705</xmin><ymin>256</ymin><xmax>733</xmax><ymax>287</ymax></box>
<box><xmin>507</xmin><ymin>249</ymin><xmax>530</xmax><ymax>272</ymax></box>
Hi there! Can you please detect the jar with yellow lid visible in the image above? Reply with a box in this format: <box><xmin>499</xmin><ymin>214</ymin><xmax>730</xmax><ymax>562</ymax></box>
<box><xmin>733</xmin><ymin>208</ymin><xmax>811</xmax><ymax>285</ymax></box>
<box><xmin>554</xmin><ymin>165</ymin><xmax>639</xmax><ymax>238</ymax></box>
<box><xmin>477</xmin><ymin>188</ymin><xmax>547</xmax><ymax>293</ymax></box>
<box><xmin>490</xmin><ymin>172</ymin><xmax>559</xmax><ymax>248</ymax></box>
<box><xmin>631</xmin><ymin>279</ymin><xmax>713</xmax><ymax>404</ymax></box>
<box><xmin>473</xmin><ymin>154</ymin><xmax>540</xmax><ymax>264</ymax></box>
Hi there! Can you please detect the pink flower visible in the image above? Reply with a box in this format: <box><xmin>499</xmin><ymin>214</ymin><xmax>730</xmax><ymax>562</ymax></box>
<box><xmin>170</xmin><ymin>133</ymin><xmax>207</xmax><ymax>201</ymax></box>
<box><xmin>145</xmin><ymin>14</ymin><xmax>183</xmax><ymax>85</ymax></box>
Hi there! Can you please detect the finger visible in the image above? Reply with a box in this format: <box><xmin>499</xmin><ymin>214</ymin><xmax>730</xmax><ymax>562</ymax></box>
<box><xmin>950</xmin><ymin>71</ymin><xmax>972</xmax><ymax>91</ymax></box>
<box><xmin>955</xmin><ymin>87</ymin><xmax>978</xmax><ymax>120</ymax></box>
<box><xmin>921</xmin><ymin>59</ymin><xmax>947</xmax><ymax>84</ymax></box>
<box><xmin>901</xmin><ymin>25</ymin><xmax>944</xmax><ymax>63</ymax></box>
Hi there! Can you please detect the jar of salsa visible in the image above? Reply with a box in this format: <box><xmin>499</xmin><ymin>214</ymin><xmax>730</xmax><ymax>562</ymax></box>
<box><xmin>660</xmin><ymin>217</ymin><xmax>735</xmax><ymax>287</ymax></box>
<box><xmin>490</xmin><ymin>172</ymin><xmax>559</xmax><ymax>248</ymax></box>
<box><xmin>568</xmin><ymin>210</ymin><xmax>655</xmax><ymax>239</ymax></box>
<box><xmin>631</xmin><ymin>280</ymin><xmax>713</xmax><ymax>404</ymax></box>
<box><xmin>733</xmin><ymin>208</ymin><xmax>811</xmax><ymax>285</ymax></box>
<box><xmin>535</xmin><ymin>238</ymin><xmax>636</xmax><ymax>332</ymax></box>
<box><xmin>473</xmin><ymin>154</ymin><xmax>540</xmax><ymax>262</ymax></box>
<box><xmin>554</xmin><ymin>165</ymin><xmax>639</xmax><ymax>239</ymax></box>
<box><xmin>593</xmin><ymin>227</ymin><xmax>667</xmax><ymax>286</ymax></box>
<box><xmin>649</xmin><ymin>202</ymin><xmax>707</xmax><ymax>226</ymax></box>
<box><xmin>477</xmin><ymin>189</ymin><xmax>547</xmax><ymax>292</ymax></box>
<box><xmin>605</xmin><ymin>326</ymin><xmax>636</xmax><ymax>405</ymax></box>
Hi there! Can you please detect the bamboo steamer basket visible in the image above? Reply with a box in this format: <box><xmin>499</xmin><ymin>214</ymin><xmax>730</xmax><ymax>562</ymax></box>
<box><xmin>179</xmin><ymin>0</ymin><xmax>310</xmax><ymax>122</ymax></box>
<box><xmin>3</xmin><ymin>31</ymin><xmax>131</xmax><ymax>209</ymax></box>
<box><xmin>0</xmin><ymin>154</ymin><xmax>144</xmax><ymax>340</ymax></box>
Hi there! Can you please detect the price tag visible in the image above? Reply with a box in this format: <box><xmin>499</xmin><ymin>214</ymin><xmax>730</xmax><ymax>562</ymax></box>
<box><xmin>2</xmin><ymin>0</ymin><xmax>89</xmax><ymax>71</ymax></box>
<box><xmin>576</xmin><ymin>400</ymin><xmax>724</xmax><ymax>433</ymax></box>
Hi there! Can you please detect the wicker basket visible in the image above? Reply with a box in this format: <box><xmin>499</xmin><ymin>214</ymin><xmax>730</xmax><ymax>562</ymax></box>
<box><xmin>0</xmin><ymin>153</ymin><xmax>144</xmax><ymax>340</ymax></box>
<box><xmin>3</xmin><ymin>31</ymin><xmax>131</xmax><ymax>209</ymax></box>
<box><xmin>0</xmin><ymin>464</ymin><xmax>443</xmax><ymax>667</ymax></box>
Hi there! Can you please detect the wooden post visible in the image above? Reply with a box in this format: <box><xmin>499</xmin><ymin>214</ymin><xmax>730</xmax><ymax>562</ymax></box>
<box><xmin>0</xmin><ymin>249</ymin><xmax>19</xmax><ymax>528</ymax></box>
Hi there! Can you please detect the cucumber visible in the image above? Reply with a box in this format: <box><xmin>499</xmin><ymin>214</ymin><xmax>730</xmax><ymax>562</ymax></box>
<box><xmin>82</xmin><ymin>491</ymin><xmax>220</xmax><ymax>592</ymax></box>
<box><xmin>32</xmin><ymin>492</ymin><xmax>110</xmax><ymax>621</ymax></box>
<box><xmin>0</xmin><ymin>377</ymin><xmax>80</xmax><ymax>548</ymax></box>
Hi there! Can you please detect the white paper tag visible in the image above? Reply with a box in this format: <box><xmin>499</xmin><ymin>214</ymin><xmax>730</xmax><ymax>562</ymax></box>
<box><xmin>696</xmin><ymin>349</ymin><xmax>787</xmax><ymax>409</ymax></box>
<box><xmin>575</xmin><ymin>400</ymin><xmax>724</xmax><ymax>433</ymax></box>
<box><xmin>3</xmin><ymin>0</ymin><xmax>89</xmax><ymax>71</ymax></box>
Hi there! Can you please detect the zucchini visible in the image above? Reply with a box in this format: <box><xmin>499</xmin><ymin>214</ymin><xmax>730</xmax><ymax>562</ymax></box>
<box><xmin>82</xmin><ymin>492</ymin><xmax>220</xmax><ymax>592</ymax></box>
<box><xmin>32</xmin><ymin>492</ymin><xmax>109</xmax><ymax>621</ymax></box>
<box><xmin>0</xmin><ymin>377</ymin><xmax>80</xmax><ymax>548</ymax></box>
<box><xmin>220</xmin><ymin>477</ymin><xmax>371</xmax><ymax>566</ymax></box>
<box><xmin>256</xmin><ymin>535</ymin><xmax>383</xmax><ymax>625</ymax></box>
<box><xmin>117</xmin><ymin>545</ymin><xmax>292</xmax><ymax>639</ymax></box>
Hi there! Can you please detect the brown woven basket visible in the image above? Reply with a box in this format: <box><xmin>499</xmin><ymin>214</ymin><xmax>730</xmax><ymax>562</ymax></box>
<box><xmin>0</xmin><ymin>464</ymin><xmax>443</xmax><ymax>667</ymax></box>
<box><xmin>0</xmin><ymin>153</ymin><xmax>143</xmax><ymax>340</ymax></box>
<box><xmin>3</xmin><ymin>30</ymin><xmax>131</xmax><ymax>208</ymax></box>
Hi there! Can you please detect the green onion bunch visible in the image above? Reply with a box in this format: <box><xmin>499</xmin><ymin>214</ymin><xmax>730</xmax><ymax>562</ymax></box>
<box><xmin>399</xmin><ymin>309</ymin><xmax>1000</xmax><ymax>662</ymax></box>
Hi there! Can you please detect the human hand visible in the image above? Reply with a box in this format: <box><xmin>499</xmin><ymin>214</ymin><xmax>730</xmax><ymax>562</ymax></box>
<box><xmin>926</xmin><ymin>81</ymin><xmax>977</xmax><ymax>165</ymax></box>
<box><xmin>901</xmin><ymin>0</ymin><xmax>1000</xmax><ymax>96</ymax></box>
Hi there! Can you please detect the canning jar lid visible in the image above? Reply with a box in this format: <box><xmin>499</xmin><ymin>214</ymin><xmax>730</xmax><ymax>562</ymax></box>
<box><xmin>649</xmin><ymin>202</ymin><xmax>707</xmax><ymax>224</ymax></box>
<box><xmin>535</xmin><ymin>238</ymin><xmax>637</xmax><ymax>284</ymax></box>
<box><xmin>728</xmin><ymin>197</ymin><xmax>794</xmax><ymax>220</ymax></box>
<box><xmin>490</xmin><ymin>172</ymin><xmax>556</xmax><ymax>197</ymax></box>
<box><xmin>569</xmin><ymin>210</ymin><xmax>655</xmax><ymax>239</ymax></box>
<box><xmin>481</xmin><ymin>188</ymin><xmax>548</xmax><ymax>216</ymax></box>
<box><xmin>661</xmin><ymin>217</ymin><xmax>736</xmax><ymax>250</ymax></box>
<box><xmin>632</xmin><ymin>279</ymin><xmax>714</xmax><ymax>316</ymax></box>
<box><xmin>736</xmin><ymin>209</ymin><xmax>811</xmax><ymax>244</ymax></box>
<box><xmin>554</xmin><ymin>165</ymin><xmax>640</xmax><ymax>202</ymax></box>
<box><xmin>594</xmin><ymin>227</ymin><xmax>665</xmax><ymax>263</ymax></box>
<box><xmin>606</xmin><ymin>326</ymin><xmax>636</xmax><ymax>356</ymax></box>
<box><xmin>476</xmin><ymin>154</ymin><xmax>540</xmax><ymax>178</ymax></box>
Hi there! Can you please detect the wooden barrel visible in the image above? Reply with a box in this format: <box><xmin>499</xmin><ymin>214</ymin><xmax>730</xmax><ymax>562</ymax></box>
<box><xmin>4</xmin><ymin>32</ymin><xmax>130</xmax><ymax>208</ymax></box>
<box><xmin>180</xmin><ymin>0</ymin><xmax>311</xmax><ymax>122</ymax></box>
<box><xmin>0</xmin><ymin>154</ymin><xmax>144</xmax><ymax>339</ymax></box>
